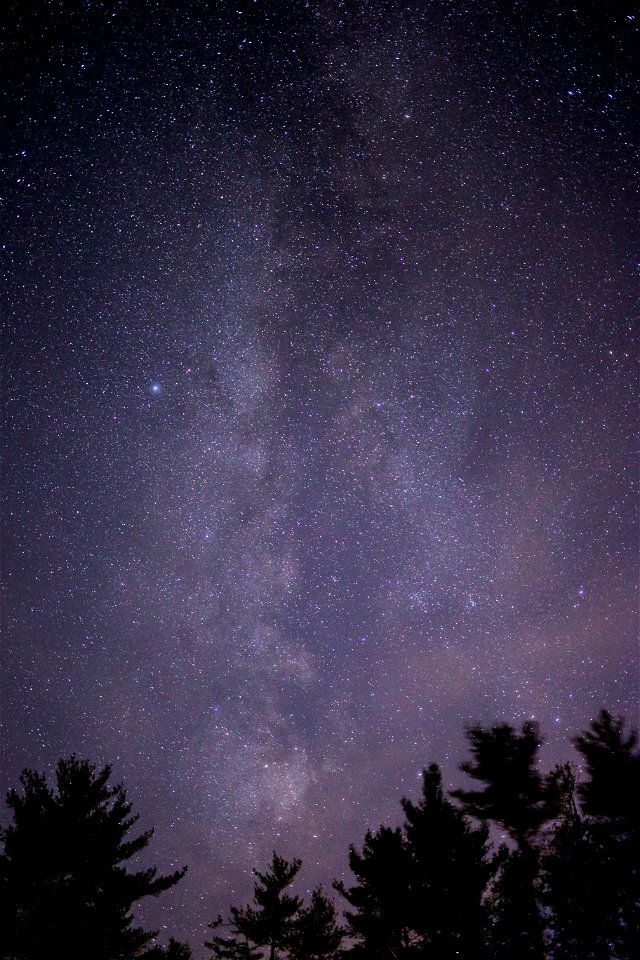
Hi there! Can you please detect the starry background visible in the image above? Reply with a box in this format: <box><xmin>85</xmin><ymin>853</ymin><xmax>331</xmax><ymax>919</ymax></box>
<box><xmin>2</xmin><ymin>0</ymin><xmax>638</xmax><ymax>951</ymax></box>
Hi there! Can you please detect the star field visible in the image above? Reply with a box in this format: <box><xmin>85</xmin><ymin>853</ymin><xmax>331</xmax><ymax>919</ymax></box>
<box><xmin>2</xmin><ymin>0</ymin><xmax>638</xmax><ymax>950</ymax></box>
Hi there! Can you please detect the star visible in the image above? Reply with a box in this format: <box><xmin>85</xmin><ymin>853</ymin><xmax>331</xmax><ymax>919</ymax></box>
<box><xmin>3</xmin><ymin>0</ymin><xmax>635</xmax><ymax>949</ymax></box>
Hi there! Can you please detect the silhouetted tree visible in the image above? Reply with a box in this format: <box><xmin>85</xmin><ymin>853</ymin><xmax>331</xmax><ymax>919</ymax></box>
<box><xmin>143</xmin><ymin>937</ymin><xmax>193</xmax><ymax>959</ymax></box>
<box><xmin>541</xmin><ymin>764</ymin><xmax>608</xmax><ymax>960</ymax></box>
<box><xmin>289</xmin><ymin>886</ymin><xmax>344</xmax><ymax>960</ymax></box>
<box><xmin>451</xmin><ymin>722</ymin><xmax>548</xmax><ymax>959</ymax></box>
<box><xmin>402</xmin><ymin>763</ymin><xmax>493</xmax><ymax>958</ymax></box>
<box><xmin>335</xmin><ymin>825</ymin><xmax>414</xmax><ymax>958</ymax></box>
<box><xmin>207</xmin><ymin>853</ymin><xmax>302</xmax><ymax>960</ymax></box>
<box><xmin>202</xmin><ymin>710</ymin><xmax>640</xmax><ymax>960</ymax></box>
<box><xmin>205</xmin><ymin>916</ymin><xmax>262</xmax><ymax>960</ymax></box>
<box><xmin>0</xmin><ymin>756</ymin><xmax>187</xmax><ymax>960</ymax></box>
<box><xmin>483</xmin><ymin>844</ymin><xmax>548</xmax><ymax>960</ymax></box>
<box><xmin>575</xmin><ymin>709</ymin><xmax>640</xmax><ymax>823</ymax></box>
<box><xmin>573</xmin><ymin>710</ymin><xmax>640</xmax><ymax>959</ymax></box>
<box><xmin>451</xmin><ymin>722</ymin><xmax>548</xmax><ymax>848</ymax></box>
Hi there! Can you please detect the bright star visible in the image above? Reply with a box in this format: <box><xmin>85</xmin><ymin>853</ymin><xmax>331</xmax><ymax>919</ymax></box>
<box><xmin>150</xmin><ymin>383</ymin><xmax>161</xmax><ymax>394</ymax></box>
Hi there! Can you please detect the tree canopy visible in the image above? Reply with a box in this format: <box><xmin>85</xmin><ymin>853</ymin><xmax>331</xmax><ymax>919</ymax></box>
<box><xmin>0</xmin><ymin>755</ymin><xmax>187</xmax><ymax>960</ymax></box>
<box><xmin>3</xmin><ymin>710</ymin><xmax>638</xmax><ymax>960</ymax></box>
<box><xmin>206</xmin><ymin>854</ymin><xmax>342</xmax><ymax>960</ymax></box>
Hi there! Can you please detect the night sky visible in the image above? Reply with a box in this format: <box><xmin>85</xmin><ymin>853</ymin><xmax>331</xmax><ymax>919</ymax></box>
<box><xmin>2</xmin><ymin>0</ymin><xmax>638</xmax><ymax>951</ymax></box>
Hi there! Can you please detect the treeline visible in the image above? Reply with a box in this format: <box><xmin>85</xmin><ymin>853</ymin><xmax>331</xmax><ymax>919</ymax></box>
<box><xmin>1</xmin><ymin>710</ymin><xmax>638</xmax><ymax>959</ymax></box>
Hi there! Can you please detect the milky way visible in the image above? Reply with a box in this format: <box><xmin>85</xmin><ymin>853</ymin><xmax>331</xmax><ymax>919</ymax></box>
<box><xmin>2</xmin><ymin>0</ymin><xmax>637</xmax><ymax>949</ymax></box>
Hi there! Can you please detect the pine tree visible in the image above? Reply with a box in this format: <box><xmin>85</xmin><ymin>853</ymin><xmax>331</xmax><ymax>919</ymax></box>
<box><xmin>573</xmin><ymin>710</ymin><xmax>640</xmax><ymax>959</ymax></box>
<box><xmin>451</xmin><ymin>723</ymin><xmax>548</xmax><ymax>959</ymax></box>
<box><xmin>402</xmin><ymin>763</ymin><xmax>493</xmax><ymax>958</ymax></box>
<box><xmin>289</xmin><ymin>887</ymin><xmax>344</xmax><ymax>960</ymax></box>
<box><xmin>205</xmin><ymin>916</ymin><xmax>262</xmax><ymax>960</ymax></box>
<box><xmin>335</xmin><ymin>825</ymin><xmax>414</xmax><ymax>958</ymax></box>
<box><xmin>541</xmin><ymin>764</ymin><xmax>608</xmax><ymax>960</ymax></box>
<box><xmin>206</xmin><ymin>853</ymin><xmax>302</xmax><ymax>960</ymax></box>
<box><xmin>143</xmin><ymin>937</ymin><xmax>193</xmax><ymax>959</ymax></box>
<box><xmin>574</xmin><ymin>709</ymin><xmax>640</xmax><ymax>823</ymax></box>
<box><xmin>451</xmin><ymin>722</ymin><xmax>547</xmax><ymax>848</ymax></box>
<box><xmin>0</xmin><ymin>756</ymin><xmax>187</xmax><ymax>960</ymax></box>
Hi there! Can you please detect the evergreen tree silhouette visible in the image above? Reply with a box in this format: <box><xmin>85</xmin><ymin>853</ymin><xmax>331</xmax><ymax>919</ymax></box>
<box><xmin>206</xmin><ymin>853</ymin><xmax>302</xmax><ymax>960</ymax></box>
<box><xmin>143</xmin><ymin>937</ymin><xmax>193</xmax><ymax>959</ymax></box>
<box><xmin>204</xmin><ymin>709</ymin><xmax>639</xmax><ymax>960</ymax></box>
<box><xmin>451</xmin><ymin>722</ymin><xmax>548</xmax><ymax>847</ymax></box>
<box><xmin>540</xmin><ymin>763</ymin><xmax>608</xmax><ymax>960</ymax></box>
<box><xmin>289</xmin><ymin>886</ymin><xmax>344</xmax><ymax>960</ymax></box>
<box><xmin>402</xmin><ymin>763</ymin><xmax>493</xmax><ymax>958</ymax></box>
<box><xmin>574</xmin><ymin>709</ymin><xmax>640</xmax><ymax>823</ymax></box>
<box><xmin>205</xmin><ymin>916</ymin><xmax>262</xmax><ymax>960</ymax></box>
<box><xmin>573</xmin><ymin>710</ymin><xmax>640</xmax><ymax>959</ymax></box>
<box><xmin>451</xmin><ymin>722</ymin><xmax>548</xmax><ymax>959</ymax></box>
<box><xmin>334</xmin><ymin>825</ymin><xmax>414</xmax><ymax>958</ymax></box>
<box><xmin>0</xmin><ymin>756</ymin><xmax>186</xmax><ymax>960</ymax></box>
